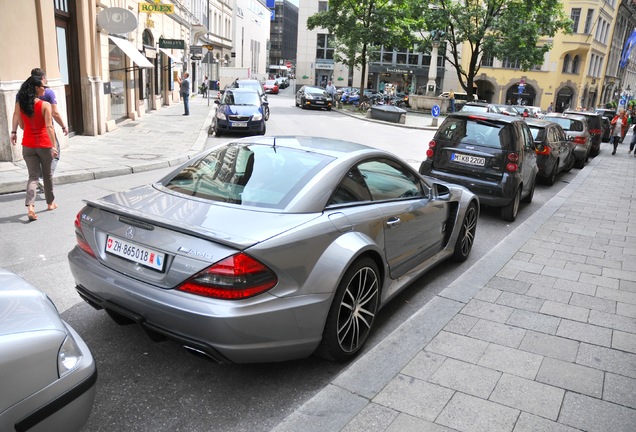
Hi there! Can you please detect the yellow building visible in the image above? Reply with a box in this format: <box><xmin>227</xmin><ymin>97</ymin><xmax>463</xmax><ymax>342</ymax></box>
<box><xmin>470</xmin><ymin>0</ymin><xmax>636</xmax><ymax>112</ymax></box>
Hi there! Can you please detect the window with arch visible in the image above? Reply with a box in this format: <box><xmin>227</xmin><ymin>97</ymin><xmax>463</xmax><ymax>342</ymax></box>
<box><xmin>572</xmin><ymin>55</ymin><xmax>580</xmax><ymax>74</ymax></box>
<box><xmin>562</xmin><ymin>54</ymin><xmax>571</xmax><ymax>73</ymax></box>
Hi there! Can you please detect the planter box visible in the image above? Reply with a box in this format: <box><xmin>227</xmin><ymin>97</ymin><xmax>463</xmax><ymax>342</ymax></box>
<box><xmin>370</xmin><ymin>105</ymin><xmax>407</xmax><ymax>123</ymax></box>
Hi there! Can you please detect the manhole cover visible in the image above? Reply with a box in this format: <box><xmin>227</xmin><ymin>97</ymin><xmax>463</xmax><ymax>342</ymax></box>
<box><xmin>123</xmin><ymin>154</ymin><xmax>162</xmax><ymax>160</ymax></box>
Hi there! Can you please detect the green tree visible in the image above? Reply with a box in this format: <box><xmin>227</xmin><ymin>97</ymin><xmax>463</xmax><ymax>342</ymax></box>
<box><xmin>406</xmin><ymin>0</ymin><xmax>572</xmax><ymax>98</ymax></box>
<box><xmin>306</xmin><ymin>0</ymin><xmax>413</xmax><ymax>96</ymax></box>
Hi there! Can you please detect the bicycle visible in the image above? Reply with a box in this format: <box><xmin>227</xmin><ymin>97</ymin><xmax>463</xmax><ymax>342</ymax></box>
<box><xmin>358</xmin><ymin>96</ymin><xmax>371</xmax><ymax>113</ymax></box>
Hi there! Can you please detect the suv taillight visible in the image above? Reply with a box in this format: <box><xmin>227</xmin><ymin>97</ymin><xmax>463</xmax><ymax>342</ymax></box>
<box><xmin>506</xmin><ymin>153</ymin><xmax>519</xmax><ymax>172</ymax></box>
<box><xmin>426</xmin><ymin>140</ymin><xmax>436</xmax><ymax>158</ymax></box>
<box><xmin>572</xmin><ymin>136</ymin><xmax>587</xmax><ymax>145</ymax></box>
<box><xmin>177</xmin><ymin>253</ymin><xmax>277</xmax><ymax>300</ymax></box>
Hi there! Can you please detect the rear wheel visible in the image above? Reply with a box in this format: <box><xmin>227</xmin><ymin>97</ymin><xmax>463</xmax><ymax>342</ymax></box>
<box><xmin>317</xmin><ymin>257</ymin><xmax>380</xmax><ymax>362</ymax></box>
<box><xmin>501</xmin><ymin>187</ymin><xmax>521</xmax><ymax>222</ymax></box>
<box><xmin>564</xmin><ymin>153</ymin><xmax>575</xmax><ymax>172</ymax></box>
<box><xmin>545</xmin><ymin>162</ymin><xmax>557</xmax><ymax>186</ymax></box>
<box><xmin>452</xmin><ymin>202</ymin><xmax>478</xmax><ymax>262</ymax></box>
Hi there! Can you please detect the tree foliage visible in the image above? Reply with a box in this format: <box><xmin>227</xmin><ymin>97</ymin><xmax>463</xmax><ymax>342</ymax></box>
<box><xmin>306</xmin><ymin>0</ymin><xmax>413</xmax><ymax>94</ymax></box>
<box><xmin>406</xmin><ymin>0</ymin><xmax>572</xmax><ymax>97</ymax></box>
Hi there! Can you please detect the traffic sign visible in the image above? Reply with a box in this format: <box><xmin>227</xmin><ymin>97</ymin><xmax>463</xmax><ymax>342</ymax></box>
<box><xmin>286</xmin><ymin>61</ymin><xmax>292</xmax><ymax>69</ymax></box>
<box><xmin>432</xmin><ymin>105</ymin><xmax>440</xmax><ymax>117</ymax></box>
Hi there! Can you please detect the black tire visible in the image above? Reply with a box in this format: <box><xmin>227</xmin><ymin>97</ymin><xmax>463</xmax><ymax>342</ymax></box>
<box><xmin>317</xmin><ymin>257</ymin><xmax>380</xmax><ymax>362</ymax></box>
<box><xmin>501</xmin><ymin>187</ymin><xmax>521</xmax><ymax>222</ymax></box>
<box><xmin>452</xmin><ymin>202</ymin><xmax>478</xmax><ymax>262</ymax></box>
<box><xmin>564</xmin><ymin>153</ymin><xmax>575</xmax><ymax>172</ymax></box>
<box><xmin>258</xmin><ymin>123</ymin><xmax>266</xmax><ymax>136</ymax></box>
<box><xmin>574</xmin><ymin>156</ymin><xmax>585</xmax><ymax>169</ymax></box>
<box><xmin>264</xmin><ymin>105</ymin><xmax>270</xmax><ymax>121</ymax></box>
<box><xmin>521</xmin><ymin>177</ymin><xmax>536</xmax><ymax>204</ymax></box>
<box><xmin>545</xmin><ymin>161</ymin><xmax>557</xmax><ymax>186</ymax></box>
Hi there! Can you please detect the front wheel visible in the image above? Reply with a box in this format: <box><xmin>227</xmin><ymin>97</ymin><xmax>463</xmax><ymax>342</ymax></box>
<box><xmin>521</xmin><ymin>177</ymin><xmax>536</xmax><ymax>204</ymax></box>
<box><xmin>452</xmin><ymin>202</ymin><xmax>478</xmax><ymax>262</ymax></box>
<box><xmin>501</xmin><ymin>187</ymin><xmax>521</xmax><ymax>222</ymax></box>
<box><xmin>264</xmin><ymin>105</ymin><xmax>270</xmax><ymax>121</ymax></box>
<box><xmin>316</xmin><ymin>257</ymin><xmax>380</xmax><ymax>362</ymax></box>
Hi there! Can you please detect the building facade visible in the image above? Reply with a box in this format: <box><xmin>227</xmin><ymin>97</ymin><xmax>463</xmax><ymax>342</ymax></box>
<box><xmin>231</xmin><ymin>0</ymin><xmax>271</xmax><ymax>79</ymax></box>
<box><xmin>0</xmin><ymin>0</ymin><xmax>234</xmax><ymax>163</ymax></box>
<box><xmin>268</xmin><ymin>0</ymin><xmax>299</xmax><ymax>77</ymax></box>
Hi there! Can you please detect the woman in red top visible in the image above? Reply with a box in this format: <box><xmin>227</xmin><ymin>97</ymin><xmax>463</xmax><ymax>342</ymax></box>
<box><xmin>610</xmin><ymin>109</ymin><xmax>628</xmax><ymax>155</ymax></box>
<box><xmin>12</xmin><ymin>76</ymin><xmax>58</xmax><ymax>221</ymax></box>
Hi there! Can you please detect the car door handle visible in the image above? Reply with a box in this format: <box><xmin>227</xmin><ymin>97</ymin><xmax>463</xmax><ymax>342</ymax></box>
<box><xmin>386</xmin><ymin>217</ymin><xmax>401</xmax><ymax>228</ymax></box>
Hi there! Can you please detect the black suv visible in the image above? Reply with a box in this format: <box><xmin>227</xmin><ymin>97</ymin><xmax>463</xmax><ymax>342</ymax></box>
<box><xmin>420</xmin><ymin>112</ymin><xmax>538</xmax><ymax>221</ymax></box>
<box><xmin>564</xmin><ymin>110</ymin><xmax>603</xmax><ymax>155</ymax></box>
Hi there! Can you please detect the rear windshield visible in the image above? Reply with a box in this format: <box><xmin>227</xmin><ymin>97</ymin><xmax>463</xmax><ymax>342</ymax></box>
<box><xmin>546</xmin><ymin>117</ymin><xmax>584</xmax><ymax>132</ymax></box>
<box><xmin>528</xmin><ymin>126</ymin><xmax>544</xmax><ymax>141</ymax></box>
<box><xmin>436</xmin><ymin>117</ymin><xmax>508</xmax><ymax>149</ymax></box>
<box><xmin>165</xmin><ymin>144</ymin><xmax>333</xmax><ymax>209</ymax></box>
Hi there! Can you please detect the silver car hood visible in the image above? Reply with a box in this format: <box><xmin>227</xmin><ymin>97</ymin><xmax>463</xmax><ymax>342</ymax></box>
<box><xmin>0</xmin><ymin>269</ymin><xmax>65</xmax><ymax>337</ymax></box>
<box><xmin>85</xmin><ymin>184</ymin><xmax>322</xmax><ymax>247</ymax></box>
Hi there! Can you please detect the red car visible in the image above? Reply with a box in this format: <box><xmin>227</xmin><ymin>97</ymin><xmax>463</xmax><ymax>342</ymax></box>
<box><xmin>263</xmin><ymin>79</ymin><xmax>280</xmax><ymax>95</ymax></box>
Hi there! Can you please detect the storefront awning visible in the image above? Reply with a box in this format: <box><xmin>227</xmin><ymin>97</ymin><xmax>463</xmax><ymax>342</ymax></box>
<box><xmin>109</xmin><ymin>36</ymin><xmax>154</xmax><ymax>69</ymax></box>
<box><xmin>158</xmin><ymin>48</ymin><xmax>183</xmax><ymax>64</ymax></box>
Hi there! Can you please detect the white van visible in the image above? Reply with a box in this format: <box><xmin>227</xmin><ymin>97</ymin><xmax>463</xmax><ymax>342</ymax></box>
<box><xmin>439</xmin><ymin>91</ymin><xmax>479</xmax><ymax>102</ymax></box>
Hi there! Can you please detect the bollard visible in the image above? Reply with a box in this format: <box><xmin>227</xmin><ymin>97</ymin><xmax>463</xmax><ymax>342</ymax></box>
<box><xmin>431</xmin><ymin>117</ymin><xmax>438</xmax><ymax>127</ymax></box>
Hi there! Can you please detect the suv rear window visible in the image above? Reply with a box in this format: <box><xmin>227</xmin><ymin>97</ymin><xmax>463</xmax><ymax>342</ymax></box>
<box><xmin>547</xmin><ymin>117</ymin><xmax>584</xmax><ymax>132</ymax></box>
<box><xmin>436</xmin><ymin>117</ymin><xmax>508</xmax><ymax>149</ymax></box>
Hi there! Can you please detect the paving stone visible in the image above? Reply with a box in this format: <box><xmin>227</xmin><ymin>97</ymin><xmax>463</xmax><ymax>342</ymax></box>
<box><xmin>512</xmin><ymin>251</ymin><xmax>533</xmax><ymax>262</ymax></box>
<box><xmin>612</xmin><ymin>330</ymin><xmax>636</xmax><ymax>354</ymax></box>
<box><xmin>569</xmin><ymin>293</ymin><xmax>616</xmax><ymax>314</ymax></box>
<box><xmin>519</xmin><ymin>331</ymin><xmax>579</xmax><ymax>362</ymax></box>
<box><xmin>603</xmin><ymin>373</ymin><xmax>636</xmax><ymax>410</ymax></box>
<box><xmin>443</xmin><ymin>313</ymin><xmax>479</xmax><ymax>335</ymax></box>
<box><xmin>436</xmin><ymin>392</ymin><xmax>519</xmax><ymax>432</ymax></box>
<box><xmin>506</xmin><ymin>259</ymin><xmax>545</xmax><ymax>274</ymax></box>
<box><xmin>620</xmin><ymin>279</ymin><xmax>636</xmax><ymax>293</ymax></box>
<box><xmin>559</xmin><ymin>392</ymin><xmax>636</xmax><ymax>432</ymax></box>
<box><xmin>460</xmin><ymin>299</ymin><xmax>514</xmax><ymax>323</ymax></box>
<box><xmin>536</xmin><ymin>357</ymin><xmax>603</xmax><ymax>397</ymax></box>
<box><xmin>576</xmin><ymin>343</ymin><xmax>636</xmax><ymax>379</ymax></box>
<box><xmin>529</xmin><ymin>254</ymin><xmax>567</xmax><ymax>269</ymax></box>
<box><xmin>516</xmin><ymin>271</ymin><xmax>558</xmax><ymax>288</ymax></box>
<box><xmin>552</xmin><ymin>250</ymin><xmax>587</xmax><ymax>264</ymax></box>
<box><xmin>341</xmin><ymin>403</ymin><xmax>398</xmax><ymax>432</ymax></box>
<box><xmin>425</xmin><ymin>331</ymin><xmax>489</xmax><ymax>364</ymax></box>
<box><xmin>540</xmin><ymin>300</ymin><xmax>590</xmax><ymax>322</ymax></box>
<box><xmin>429</xmin><ymin>358</ymin><xmax>501</xmax><ymax>399</ymax></box>
<box><xmin>485</xmin><ymin>276</ymin><xmax>530</xmax><ymax>294</ymax></box>
<box><xmin>553</xmin><ymin>278</ymin><xmax>597</xmax><ymax>296</ymax></box>
<box><xmin>556</xmin><ymin>320</ymin><xmax>611</xmax><ymax>347</ymax></box>
<box><xmin>373</xmin><ymin>374</ymin><xmax>453</xmax><ymax>422</ymax></box>
<box><xmin>588</xmin><ymin>309</ymin><xmax>636</xmax><ymax>333</ymax></box>
<box><xmin>473</xmin><ymin>287</ymin><xmax>502</xmax><ymax>303</ymax></box>
<box><xmin>596</xmin><ymin>286</ymin><xmax>636</xmax><ymax>305</ymax></box>
<box><xmin>489</xmin><ymin>374</ymin><xmax>564</xmax><ymax>420</ymax></box>
<box><xmin>562</xmin><ymin>261</ymin><xmax>602</xmax><ymax>276</ymax></box>
<box><xmin>603</xmin><ymin>267</ymin><xmax>636</xmax><ymax>284</ymax></box>
<box><xmin>495</xmin><ymin>292</ymin><xmax>544</xmax><ymax>312</ymax></box>
<box><xmin>542</xmin><ymin>265</ymin><xmax>581</xmax><ymax>281</ymax></box>
<box><xmin>467</xmin><ymin>319</ymin><xmax>526</xmax><ymax>348</ymax></box>
<box><xmin>585</xmin><ymin>255</ymin><xmax>622</xmax><ymax>270</ymax></box>
<box><xmin>385</xmin><ymin>413</ymin><xmax>457</xmax><ymax>432</ymax></box>
<box><xmin>579</xmin><ymin>273</ymin><xmax>620</xmax><ymax>289</ymax></box>
<box><xmin>496</xmin><ymin>266</ymin><xmax>521</xmax><ymax>280</ymax></box>
<box><xmin>506</xmin><ymin>309</ymin><xmax>561</xmax><ymax>334</ymax></box>
<box><xmin>402</xmin><ymin>351</ymin><xmax>446</xmax><ymax>381</ymax></box>
<box><xmin>617</xmin><ymin>302</ymin><xmax>636</xmax><ymax>318</ymax></box>
<box><xmin>526</xmin><ymin>285</ymin><xmax>572</xmax><ymax>304</ymax></box>
<box><xmin>477</xmin><ymin>343</ymin><xmax>543</xmax><ymax>379</ymax></box>
<box><xmin>512</xmin><ymin>412</ymin><xmax>581</xmax><ymax>432</ymax></box>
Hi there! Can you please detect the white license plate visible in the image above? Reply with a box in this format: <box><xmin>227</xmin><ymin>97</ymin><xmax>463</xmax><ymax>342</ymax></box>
<box><xmin>314</xmin><ymin>101</ymin><xmax>324</xmax><ymax>105</ymax></box>
<box><xmin>451</xmin><ymin>153</ymin><xmax>485</xmax><ymax>166</ymax></box>
<box><xmin>231</xmin><ymin>121</ymin><xmax>248</xmax><ymax>127</ymax></box>
<box><xmin>105</xmin><ymin>235</ymin><xmax>165</xmax><ymax>271</ymax></box>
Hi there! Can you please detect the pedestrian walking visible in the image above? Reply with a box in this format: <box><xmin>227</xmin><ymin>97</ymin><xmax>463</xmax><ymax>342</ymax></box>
<box><xmin>547</xmin><ymin>102</ymin><xmax>554</xmax><ymax>113</ymax></box>
<box><xmin>610</xmin><ymin>109</ymin><xmax>628</xmax><ymax>155</ymax></box>
<box><xmin>449</xmin><ymin>89</ymin><xmax>456</xmax><ymax>113</ymax></box>
<box><xmin>325</xmin><ymin>80</ymin><xmax>336</xmax><ymax>99</ymax></box>
<box><xmin>11</xmin><ymin>75</ymin><xmax>58</xmax><ymax>221</ymax></box>
<box><xmin>177</xmin><ymin>72</ymin><xmax>191</xmax><ymax>115</ymax></box>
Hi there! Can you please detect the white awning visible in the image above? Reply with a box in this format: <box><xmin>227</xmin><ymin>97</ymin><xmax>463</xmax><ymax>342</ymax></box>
<box><xmin>158</xmin><ymin>48</ymin><xmax>183</xmax><ymax>64</ymax></box>
<box><xmin>109</xmin><ymin>36</ymin><xmax>154</xmax><ymax>69</ymax></box>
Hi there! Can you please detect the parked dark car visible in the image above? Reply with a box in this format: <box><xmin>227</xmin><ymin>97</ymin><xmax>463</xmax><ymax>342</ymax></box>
<box><xmin>212</xmin><ymin>88</ymin><xmax>267</xmax><ymax>137</ymax></box>
<box><xmin>296</xmin><ymin>85</ymin><xmax>333</xmax><ymax>110</ymax></box>
<box><xmin>524</xmin><ymin>118</ymin><xmax>575</xmax><ymax>185</ymax></box>
<box><xmin>564</xmin><ymin>110</ymin><xmax>603</xmax><ymax>156</ymax></box>
<box><xmin>544</xmin><ymin>113</ymin><xmax>592</xmax><ymax>168</ymax></box>
<box><xmin>460</xmin><ymin>102</ymin><xmax>519</xmax><ymax>116</ymax></box>
<box><xmin>224</xmin><ymin>79</ymin><xmax>269</xmax><ymax>120</ymax></box>
<box><xmin>600</xmin><ymin>117</ymin><xmax>611</xmax><ymax>142</ymax></box>
<box><xmin>419</xmin><ymin>112</ymin><xmax>538</xmax><ymax>222</ymax></box>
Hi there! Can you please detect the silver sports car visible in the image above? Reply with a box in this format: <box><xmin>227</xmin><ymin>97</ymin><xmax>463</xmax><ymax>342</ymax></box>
<box><xmin>68</xmin><ymin>136</ymin><xmax>478</xmax><ymax>363</ymax></box>
<box><xmin>0</xmin><ymin>268</ymin><xmax>97</xmax><ymax>431</ymax></box>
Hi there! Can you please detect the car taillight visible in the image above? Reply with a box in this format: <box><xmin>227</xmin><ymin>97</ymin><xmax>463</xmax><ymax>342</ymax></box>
<box><xmin>426</xmin><ymin>140</ymin><xmax>436</xmax><ymax>158</ymax></box>
<box><xmin>177</xmin><ymin>253</ymin><xmax>277</xmax><ymax>300</ymax></box>
<box><xmin>589</xmin><ymin>129</ymin><xmax>601</xmax><ymax>135</ymax></box>
<box><xmin>506</xmin><ymin>153</ymin><xmax>519</xmax><ymax>172</ymax></box>
<box><xmin>535</xmin><ymin>144</ymin><xmax>551</xmax><ymax>155</ymax></box>
<box><xmin>572</xmin><ymin>136</ymin><xmax>587</xmax><ymax>145</ymax></box>
<box><xmin>74</xmin><ymin>212</ymin><xmax>96</xmax><ymax>258</ymax></box>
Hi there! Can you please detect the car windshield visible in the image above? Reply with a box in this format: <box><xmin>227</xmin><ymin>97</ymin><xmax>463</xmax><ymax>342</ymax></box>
<box><xmin>165</xmin><ymin>144</ymin><xmax>334</xmax><ymax>209</ymax></box>
<box><xmin>307</xmin><ymin>87</ymin><xmax>327</xmax><ymax>96</ymax></box>
<box><xmin>437</xmin><ymin>117</ymin><xmax>507</xmax><ymax>149</ymax></box>
<box><xmin>221</xmin><ymin>90</ymin><xmax>261</xmax><ymax>106</ymax></box>
<box><xmin>461</xmin><ymin>105</ymin><xmax>488</xmax><ymax>112</ymax></box>
<box><xmin>547</xmin><ymin>117</ymin><xmax>584</xmax><ymax>132</ymax></box>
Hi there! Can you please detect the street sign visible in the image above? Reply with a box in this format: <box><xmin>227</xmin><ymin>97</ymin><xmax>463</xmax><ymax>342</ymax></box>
<box><xmin>432</xmin><ymin>105</ymin><xmax>440</xmax><ymax>117</ymax></box>
<box><xmin>159</xmin><ymin>38</ymin><xmax>184</xmax><ymax>49</ymax></box>
<box><xmin>97</xmin><ymin>7</ymin><xmax>137</xmax><ymax>34</ymax></box>
<box><xmin>190</xmin><ymin>45</ymin><xmax>203</xmax><ymax>54</ymax></box>
<box><xmin>286</xmin><ymin>61</ymin><xmax>292</xmax><ymax>69</ymax></box>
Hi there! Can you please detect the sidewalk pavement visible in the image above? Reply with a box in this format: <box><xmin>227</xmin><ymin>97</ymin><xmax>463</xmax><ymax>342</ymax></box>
<box><xmin>2</xmin><ymin>96</ymin><xmax>635</xmax><ymax>432</ymax></box>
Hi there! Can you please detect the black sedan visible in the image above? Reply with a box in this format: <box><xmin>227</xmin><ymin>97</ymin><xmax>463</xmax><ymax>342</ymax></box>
<box><xmin>295</xmin><ymin>85</ymin><xmax>333</xmax><ymax>110</ymax></box>
<box><xmin>525</xmin><ymin>119</ymin><xmax>575</xmax><ymax>185</ymax></box>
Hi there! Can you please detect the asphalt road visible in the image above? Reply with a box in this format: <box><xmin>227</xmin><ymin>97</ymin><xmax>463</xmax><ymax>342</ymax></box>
<box><xmin>0</xmin><ymin>87</ymin><xmax>581</xmax><ymax>431</ymax></box>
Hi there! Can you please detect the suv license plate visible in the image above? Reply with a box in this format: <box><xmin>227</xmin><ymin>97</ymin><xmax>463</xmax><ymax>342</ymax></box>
<box><xmin>452</xmin><ymin>153</ymin><xmax>485</xmax><ymax>166</ymax></box>
<box><xmin>231</xmin><ymin>121</ymin><xmax>248</xmax><ymax>127</ymax></box>
<box><xmin>105</xmin><ymin>235</ymin><xmax>165</xmax><ymax>271</ymax></box>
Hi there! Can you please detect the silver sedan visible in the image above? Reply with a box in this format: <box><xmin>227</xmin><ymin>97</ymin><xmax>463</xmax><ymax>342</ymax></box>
<box><xmin>68</xmin><ymin>136</ymin><xmax>479</xmax><ymax>363</ymax></box>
